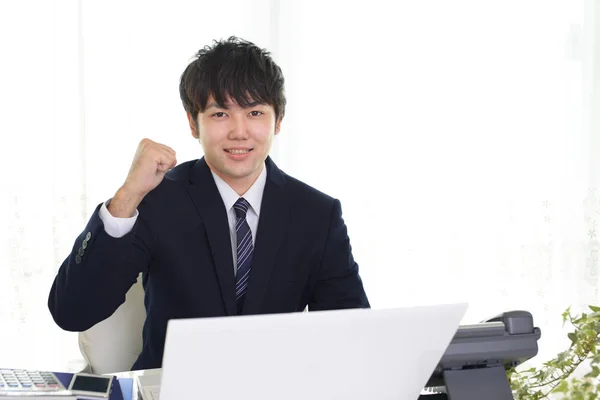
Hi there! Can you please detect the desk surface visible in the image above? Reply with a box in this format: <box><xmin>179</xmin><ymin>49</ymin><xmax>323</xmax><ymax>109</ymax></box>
<box><xmin>109</xmin><ymin>368</ymin><xmax>161</xmax><ymax>400</ymax></box>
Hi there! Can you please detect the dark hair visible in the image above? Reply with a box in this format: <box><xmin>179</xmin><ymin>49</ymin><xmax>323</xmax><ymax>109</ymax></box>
<box><xmin>179</xmin><ymin>36</ymin><xmax>286</xmax><ymax>124</ymax></box>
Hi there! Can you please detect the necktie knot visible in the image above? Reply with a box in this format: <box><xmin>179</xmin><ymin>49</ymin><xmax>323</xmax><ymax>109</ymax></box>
<box><xmin>234</xmin><ymin>197</ymin><xmax>250</xmax><ymax>219</ymax></box>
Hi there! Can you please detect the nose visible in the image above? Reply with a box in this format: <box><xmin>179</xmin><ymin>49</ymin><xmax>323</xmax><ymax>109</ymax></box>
<box><xmin>227</xmin><ymin>115</ymin><xmax>249</xmax><ymax>140</ymax></box>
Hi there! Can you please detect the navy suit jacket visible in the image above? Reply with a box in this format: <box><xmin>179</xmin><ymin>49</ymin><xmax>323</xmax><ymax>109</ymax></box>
<box><xmin>48</xmin><ymin>157</ymin><xmax>369</xmax><ymax>370</ymax></box>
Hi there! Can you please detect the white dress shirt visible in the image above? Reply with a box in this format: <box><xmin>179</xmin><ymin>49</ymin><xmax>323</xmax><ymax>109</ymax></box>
<box><xmin>98</xmin><ymin>164</ymin><xmax>267</xmax><ymax>275</ymax></box>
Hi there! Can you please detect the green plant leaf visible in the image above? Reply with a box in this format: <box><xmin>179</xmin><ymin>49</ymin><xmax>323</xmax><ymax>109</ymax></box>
<box><xmin>564</xmin><ymin>307</ymin><xmax>572</xmax><ymax>324</ymax></box>
<box><xmin>554</xmin><ymin>380</ymin><xmax>569</xmax><ymax>393</ymax></box>
<box><xmin>585</xmin><ymin>366</ymin><xmax>600</xmax><ymax>378</ymax></box>
<box><xmin>510</xmin><ymin>305</ymin><xmax>600</xmax><ymax>399</ymax></box>
<box><xmin>569</xmin><ymin>332</ymin><xmax>578</xmax><ymax>344</ymax></box>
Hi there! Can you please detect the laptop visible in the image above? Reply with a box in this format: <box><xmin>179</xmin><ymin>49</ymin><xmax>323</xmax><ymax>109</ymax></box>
<box><xmin>142</xmin><ymin>303</ymin><xmax>467</xmax><ymax>400</ymax></box>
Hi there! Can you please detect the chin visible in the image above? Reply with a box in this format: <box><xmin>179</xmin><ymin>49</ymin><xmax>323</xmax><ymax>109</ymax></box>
<box><xmin>231</xmin><ymin>169</ymin><xmax>256</xmax><ymax>179</ymax></box>
<box><xmin>226</xmin><ymin>161</ymin><xmax>256</xmax><ymax>172</ymax></box>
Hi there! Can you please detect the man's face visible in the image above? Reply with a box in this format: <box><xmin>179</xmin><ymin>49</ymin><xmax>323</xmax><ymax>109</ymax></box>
<box><xmin>188</xmin><ymin>95</ymin><xmax>281</xmax><ymax>189</ymax></box>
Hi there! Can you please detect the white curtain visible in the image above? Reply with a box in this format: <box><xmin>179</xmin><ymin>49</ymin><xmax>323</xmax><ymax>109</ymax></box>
<box><xmin>0</xmin><ymin>0</ymin><xmax>597</xmax><ymax>370</ymax></box>
<box><xmin>274</xmin><ymin>0</ymin><xmax>600</xmax><ymax>364</ymax></box>
<box><xmin>1</xmin><ymin>0</ymin><xmax>87</xmax><ymax>370</ymax></box>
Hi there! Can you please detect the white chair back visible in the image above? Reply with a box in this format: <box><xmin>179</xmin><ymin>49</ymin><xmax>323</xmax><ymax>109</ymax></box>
<box><xmin>78</xmin><ymin>273</ymin><xmax>146</xmax><ymax>374</ymax></box>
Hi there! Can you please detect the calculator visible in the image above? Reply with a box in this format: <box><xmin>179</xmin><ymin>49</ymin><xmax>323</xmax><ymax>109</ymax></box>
<box><xmin>0</xmin><ymin>369</ymin><xmax>69</xmax><ymax>397</ymax></box>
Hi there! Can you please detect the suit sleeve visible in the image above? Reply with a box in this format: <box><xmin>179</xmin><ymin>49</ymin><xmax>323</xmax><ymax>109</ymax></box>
<box><xmin>308</xmin><ymin>199</ymin><xmax>370</xmax><ymax>311</ymax></box>
<box><xmin>48</xmin><ymin>201</ymin><xmax>154</xmax><ymax>332</ymax></box>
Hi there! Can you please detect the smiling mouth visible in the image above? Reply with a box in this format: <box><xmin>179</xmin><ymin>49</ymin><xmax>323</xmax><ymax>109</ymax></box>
<box><xmin>225</xmin><ymin>149</ymin><xmax>253</xmax><ymax>154</ymax></box>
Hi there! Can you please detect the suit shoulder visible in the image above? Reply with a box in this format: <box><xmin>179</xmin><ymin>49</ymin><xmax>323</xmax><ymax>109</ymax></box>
<box><xmin>282</xmin><ymin>172</ymin><xmax>337</xmax><ymax>209</ymax></box>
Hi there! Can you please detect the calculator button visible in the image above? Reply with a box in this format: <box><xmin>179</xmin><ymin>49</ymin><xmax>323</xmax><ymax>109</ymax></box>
<box><xmin>21</xmin><ymin>383</ymin><xmax>32</xmax><ymax>387</ymax></box>
<box><xmin>7</xmin><ymin>383</ymin><xmax>18</xmax><ymax>387</ymax></box>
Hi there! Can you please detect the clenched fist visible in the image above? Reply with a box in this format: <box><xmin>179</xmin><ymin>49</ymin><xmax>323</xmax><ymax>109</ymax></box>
<box><xmin>108</xmin><ymin>139</ymin><xmax>177</xmax><ymax>218</ymax></box>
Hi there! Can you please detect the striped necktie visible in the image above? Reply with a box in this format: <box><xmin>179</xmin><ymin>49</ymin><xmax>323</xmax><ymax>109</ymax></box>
<box><xmin>234</xmin><ymin>197</ymin><xmax>253</xmax><ymax>313</ymax></box>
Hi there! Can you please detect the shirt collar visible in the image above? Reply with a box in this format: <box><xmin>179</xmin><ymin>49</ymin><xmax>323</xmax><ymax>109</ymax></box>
<box><xmin>210</xmin><ymin>163</ymin><xmax>267</xmax><ymax>217</ymax></box>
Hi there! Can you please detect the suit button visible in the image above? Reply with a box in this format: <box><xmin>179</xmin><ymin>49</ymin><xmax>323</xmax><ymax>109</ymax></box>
<box><xmin>82</xmin><ymin>240</ymin><xmax>87</xmax><ymax>249</ymax></box>
<box><xmin>85</xmin><ymin>232</ymin><xmax>91</xmax><ymax>241</ymax></box>
<box><xmin>75</xmin><ymin>255</ymin><xmax>82</xmax><ymax>264</ymax></box>
<box><xmin>78</xmin><ymin>248</ymin><xmax>84</xmax><ymax>257</ymax></box>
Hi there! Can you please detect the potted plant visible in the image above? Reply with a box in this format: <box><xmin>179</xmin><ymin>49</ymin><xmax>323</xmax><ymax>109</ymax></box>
<box><xmin>509</xmin><ymin>306</ymin><xmax>600</xmax><ymax>399</ymax></box>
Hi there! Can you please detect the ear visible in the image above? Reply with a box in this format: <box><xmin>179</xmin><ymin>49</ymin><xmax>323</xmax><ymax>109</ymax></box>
<box><xmin>274</xmin><ymin>117</ymin><xmax>282</xmax><ymax>136</ymax></box>
<box><xmin>187</xmin><ymin>112</ymin><xmax>199</xmax><ymax>139</ymax></box>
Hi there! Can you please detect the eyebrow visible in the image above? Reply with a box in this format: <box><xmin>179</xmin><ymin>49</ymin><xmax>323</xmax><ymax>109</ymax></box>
<box><xmin>205</xmin><ymin>100</ymin><xmax>264</xmax><ymax>110</ymax></box>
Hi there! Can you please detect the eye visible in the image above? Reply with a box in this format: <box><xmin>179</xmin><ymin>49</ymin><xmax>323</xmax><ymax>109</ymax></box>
<box><xmin>212</xmin><ymin>112</ymin><xmax>227</xmax><ymax>118</ymax></box>
<box><xmin>249</xmin><ymin>111</ymin><xmax>263</xmax><ymax>117</ymax></box>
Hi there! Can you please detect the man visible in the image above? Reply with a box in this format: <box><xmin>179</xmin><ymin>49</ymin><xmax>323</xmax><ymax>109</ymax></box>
<box><xmin>48</xmin><ymin>36</ymin><xmax>369</xmax><ymax>370</ymax></box>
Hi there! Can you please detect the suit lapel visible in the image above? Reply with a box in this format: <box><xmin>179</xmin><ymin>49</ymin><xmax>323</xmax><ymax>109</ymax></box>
<box><xmin>186</xmin><ymin>158</ymin><xmax>237</xmax><ymax>316</ymax></box>
<box><xmin>242</xmin><ymin>157</ymin><xmax>291</xmax><ymax>315</ymax></box>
